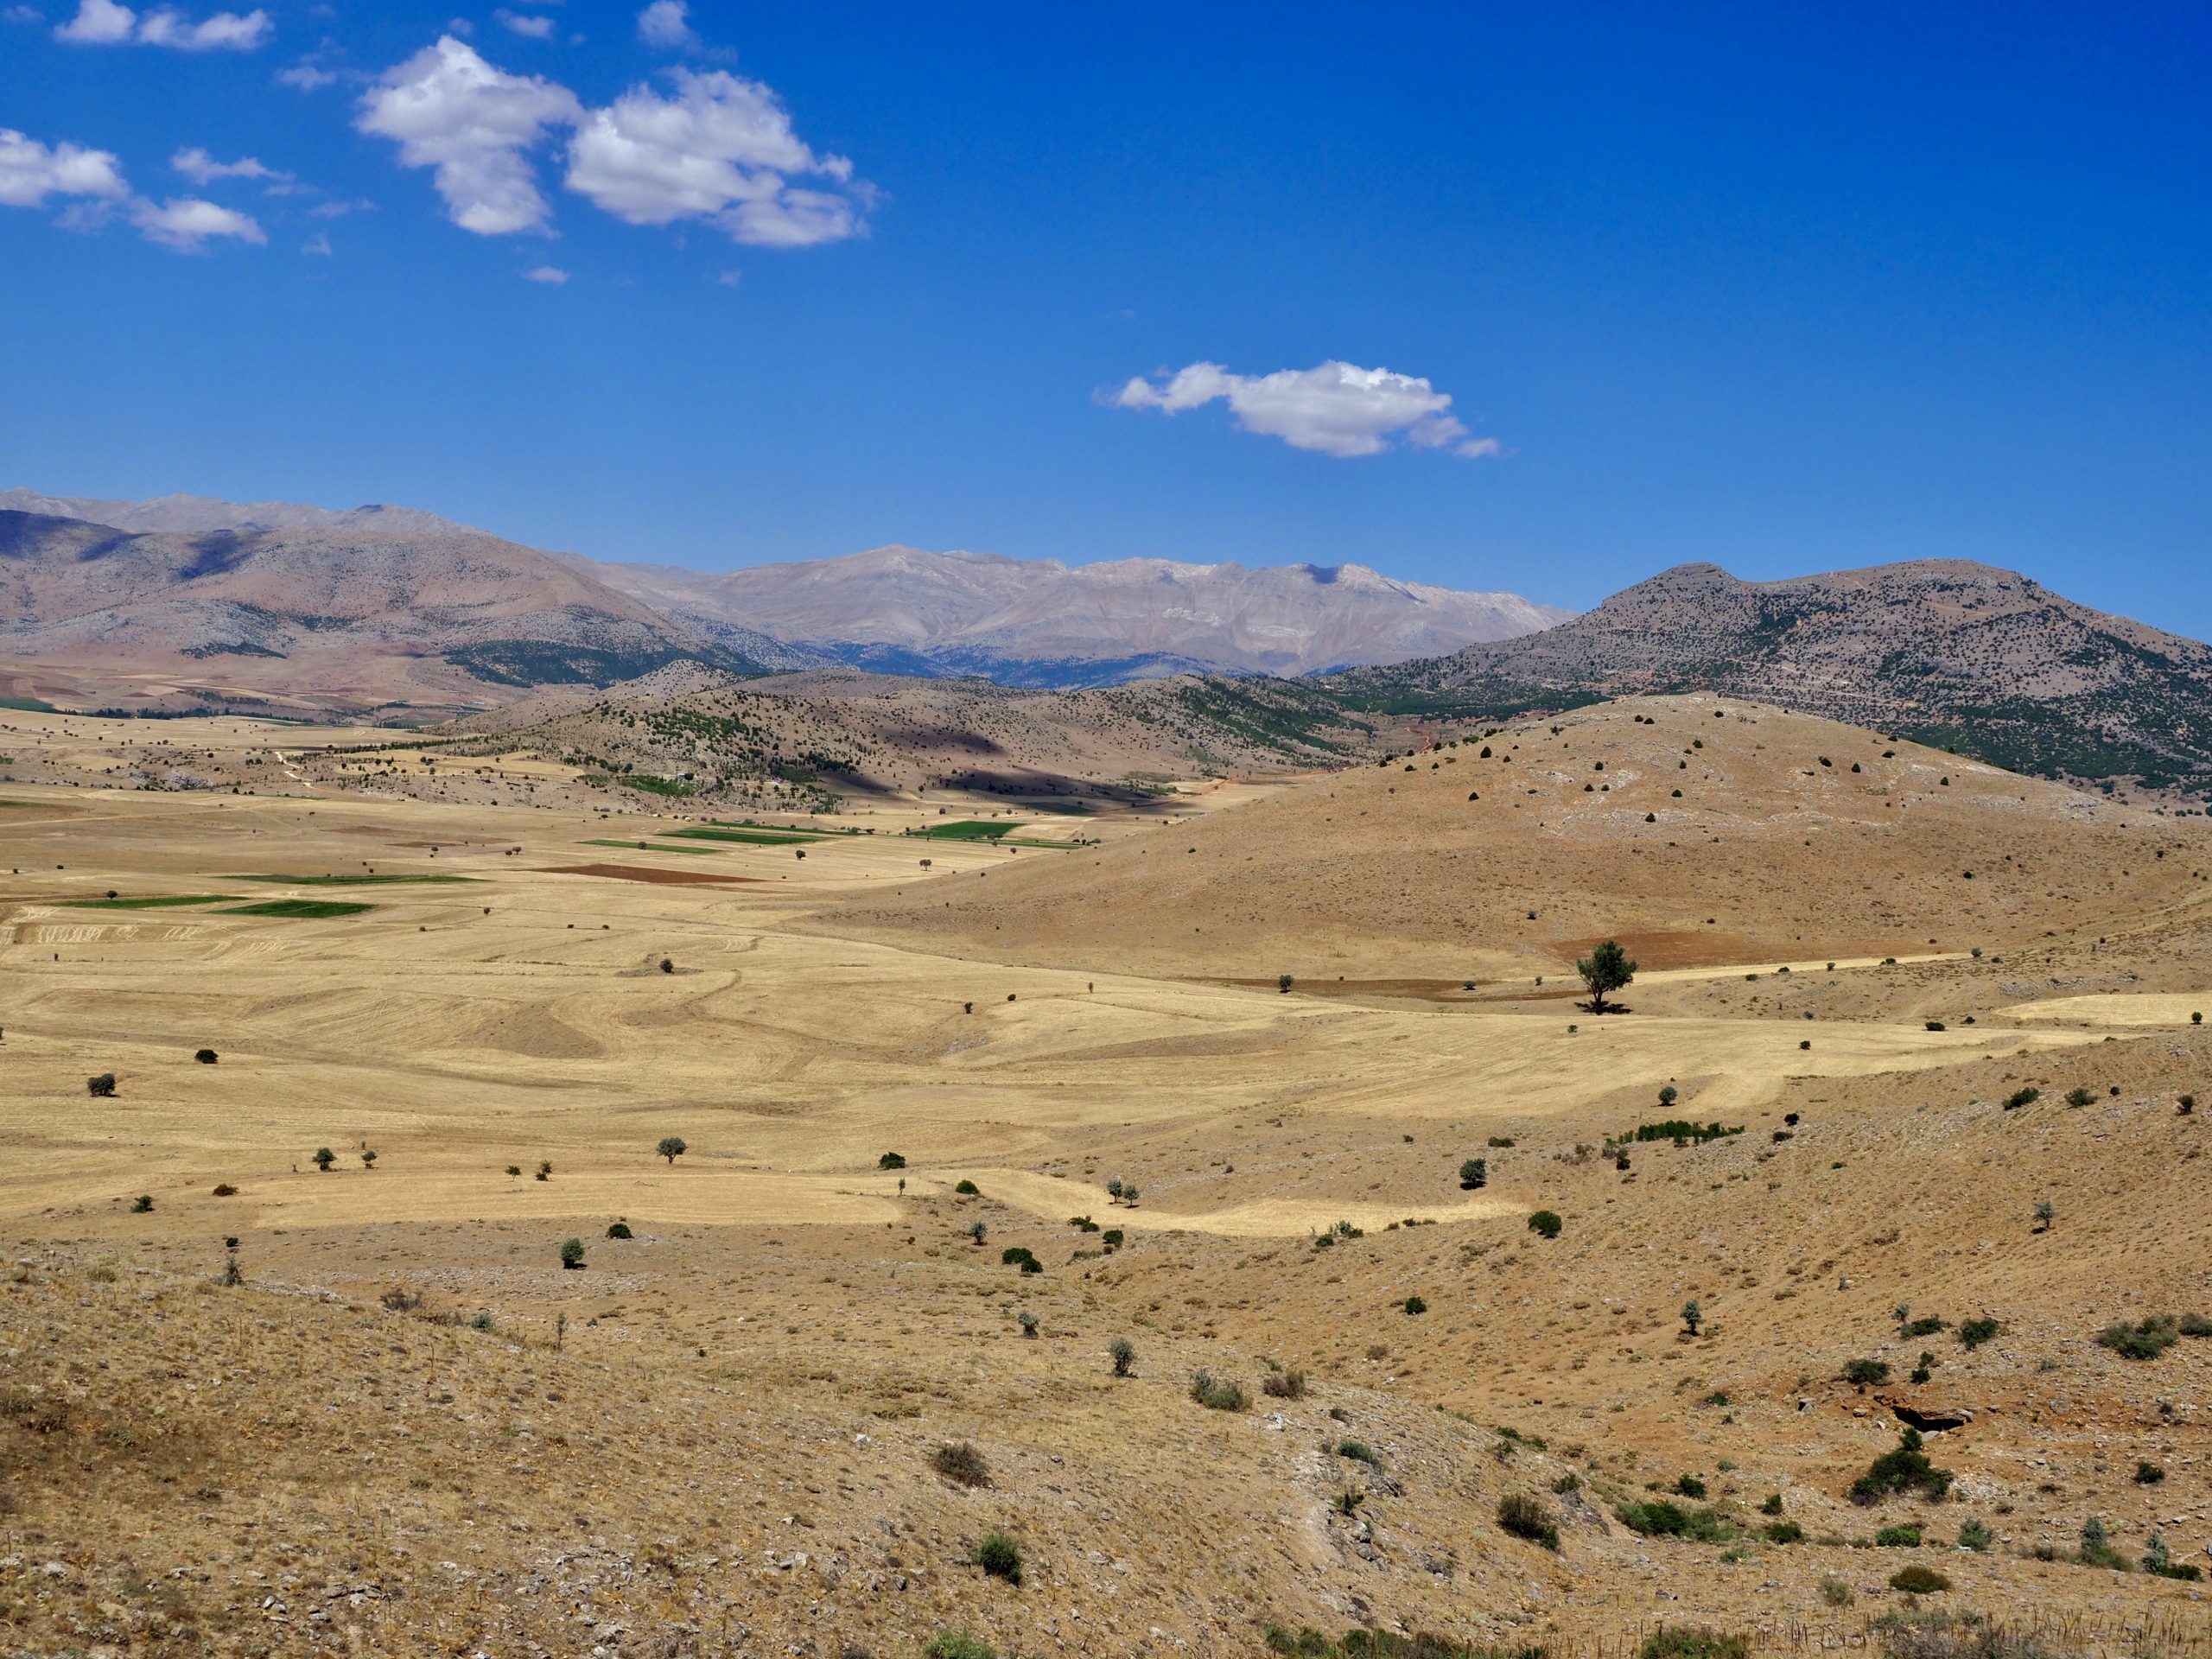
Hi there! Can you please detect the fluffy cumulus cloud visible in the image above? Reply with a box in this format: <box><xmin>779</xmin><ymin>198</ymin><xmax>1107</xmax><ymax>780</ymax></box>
<box><xmin>356</xmin><ymin>35</ymin><xmax>867</xmax><ymax>248</ymax></box>
<box><xmin>0</xmin><ymin>127</ymin><xmax>130</xmax><ymax>207</ymax></box>
<box><xmin>355</xmin><ymin>35</ymin><xmax>582</xmax><ymax>235</ymax></box>
<box><xmin>3</xmin><ymin>124</ymin><xmax>268</xmax><ymax>251</ymax></box>
<box><xmin>565</xmin><ymin>68</ymin><xmax>863</xmax><ymax>246</ymax></box>
<box><xmin>1110</xmin><ymin>360</ymin><xmax>1502</xmax><ymax>458</ymax></box>
<box><xmin>55</xmin><ymin>0</ymin><xmax>270</xmax><ymax>49</ymax></box>
<box><xmin>129</xmin><ymin>194</ymin><xmax>266</xmax><ymax>250</ymax></box>
<box><xmin>636</xmin><ymin>0</ymin><xmax>696</xmax><ymax>49</ymax></box>
<box><xmin>522</xmin><ymin>264</ymin><xmax>566</xmax><ymax>283</ymax></box>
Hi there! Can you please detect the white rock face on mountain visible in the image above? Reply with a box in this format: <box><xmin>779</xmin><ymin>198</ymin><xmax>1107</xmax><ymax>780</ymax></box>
<box><xmin>583</xmin><ymin>545</ymin><xmax>1571</xmax><ymax>678</ymax></box>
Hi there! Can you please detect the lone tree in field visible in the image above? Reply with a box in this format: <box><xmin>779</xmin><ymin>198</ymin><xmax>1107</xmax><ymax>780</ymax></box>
<box><xmin>657</xmin><ymin>1135</ymin><xmax>688</xmax><ymax>1166</ymax></box>
<box><xmin>560</xmin><ymin>1236</ymin><xmax>587</xmax><ymax>1270</ymax></box>
<box><xmin>312</xmin><ymin>1147</ymin><xmax>336</xmax><ymax>1173</ymax></box>
<box><xmin>1681</xmin><ymin>1300</ymin><xmax>1703</xmax><ymax>1337</ymax></box>
<box><xmin>1459</xmin><ymin>1158</ymin><xmax>1488</xmax><ymax>1190</ymax></box>
<box><xmin>87</xmin><ymin>1073</ymin><xmax>117</xmax><ymax>1098</ymax></box>
<box><xmin>360</xmin><ymin>1148</ymin><xmax>378</xmax><ymax>1171</ymax></box>
<box><xmin>1576</xmin><ymin>938</ymin><xmax>1637</xmax><ymax>1014</ymax></box>
<box><xmin>1109</xmin><ymin>1337</ymin><xmax>1136</xmax><ymax>1376</ymax></box>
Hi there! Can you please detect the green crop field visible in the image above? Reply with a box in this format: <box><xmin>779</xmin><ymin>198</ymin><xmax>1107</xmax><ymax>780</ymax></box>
<box><xmin>668</xmin><ymin>826</ymin><xmax>823</xmax><ymax>845</ymax></box>
<box><xmin>219</xmin><ymin>899</ymin><xmax>378</xmax><ymax>918</ymax></box>
<box><xmin>909</xmin><ymin>820</ymin><xmax>1024</xmax><ymax>841</ymax></box>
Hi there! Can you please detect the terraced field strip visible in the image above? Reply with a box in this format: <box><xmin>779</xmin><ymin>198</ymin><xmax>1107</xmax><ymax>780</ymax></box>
<box><xmin>582</xmin><ymin>838</ymin><xmax>724</xmax><ymax>855</ymax></box>
<box><xmin>61</xmin><ymin>894</ymin><xmax>238</xmax><ymax>909</ymax></box>
<box><xmin>219</xmin><ymin>899</ymin><xmax>378</xmax><ymax>918</ymax></box>
<box><xmin>226</xmin><ymin>873</ymin><xmax>477</xmax><ymax>886</ymax></box>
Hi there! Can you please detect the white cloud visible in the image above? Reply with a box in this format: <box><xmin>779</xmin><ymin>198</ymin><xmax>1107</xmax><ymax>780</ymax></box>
<box><xmin>302</xmin><ymin>230</ymin><xmax>331</xmax><ymax>255</ymax></box>
<box><xmin>565</xmin><ymin>67</ymin><xmax>864</xmax><ymax>246</ymax></box>
<box><xmin>171</xmin><ymin>146</ymin><xmax>289</xmax><ymax>186</ymax></box>
<box><xmin>1109</xmin><ymin>360</ymin><xmax>1501</xmax><ymax>459</ymax></box>
<box><xmin>5</xmin><ymin>3</ymin><xmax>48</xmax><ymax>22</ymax></box>
<box><xmin>522</xmin><ymin>263</ymin><xmax>566</xmax><ymax>283</ymax></box>
<box><xmin>0</xmin><ymin>127</ymin><xmax>130</xmax><ymax>207</ymax></box>
<box><xmin>496</xmin><ymin>9</ymin><xmax>553</xmax><ymax>39</ymax></box>
<box><xmin>355</xmin><ymin>35</ymin><xmax>582</xmax><ymax>235</ymax></box>
<box><xmin>55</xmin><ymin>0</ymin><xmax>270</xmax><ymax>48</ymax></box>
<box><xmin>715</xmin><ymin>267</ymin><xmax>740</xmax><ymax>287</ymax></box>
<box><xmin>54</xmin><ymin>0</ymin><xmax>130</xmax><ymax>39</ymax></box>
<box><xmin>636</xmin><ymin>0</ymin><xmax>694</xmax><ymax>49</ymax></box>
<box><xmin>356</xmin><ymin>35</ymin><xmax>867</xmax><ymax>248</ymax></box>
<box><xmin>130</xmin><ymin>194</ymin><xmax>266</xmax><ymax>250</ymax></box>
<box><xmin>276</xmin><ymin>60</ymin><xmax>336</xmax><ymax>89</ymax></box>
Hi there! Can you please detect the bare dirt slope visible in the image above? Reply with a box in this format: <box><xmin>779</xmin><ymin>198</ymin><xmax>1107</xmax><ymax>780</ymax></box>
<box><xmin>816</xmin><ymin>694</ymin><xmax>2212</xmax><ymax>982</ymax></box>
<box><xmin>4</xmin><ymin>704</ymin><xmax>2212</xmax><ymax>1657</ymax></box>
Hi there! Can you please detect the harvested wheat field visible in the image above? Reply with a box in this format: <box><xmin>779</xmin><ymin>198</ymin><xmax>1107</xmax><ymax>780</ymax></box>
<box><xmin>5</xmin><ymin>695</ymin><xmax>2212</xmax><ymax>1658</ymax></box>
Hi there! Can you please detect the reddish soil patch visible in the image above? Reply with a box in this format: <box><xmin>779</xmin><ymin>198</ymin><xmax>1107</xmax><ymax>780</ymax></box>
<box><xmin>1550</xmin><ymin>930</ymin><xmax>1759</xmax><ymax>970</ymax></box>
<box><xmin>537</xmin><ymin>863</ymin><xmax>761</xmax><ymax>887</ymax></box>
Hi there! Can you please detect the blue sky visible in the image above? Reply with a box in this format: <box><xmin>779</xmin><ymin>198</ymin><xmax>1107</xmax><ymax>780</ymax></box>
<box><xmin>3</xmin><ymin>3</ymin><xmax>2209</xmax><ymax>632</ymax></box>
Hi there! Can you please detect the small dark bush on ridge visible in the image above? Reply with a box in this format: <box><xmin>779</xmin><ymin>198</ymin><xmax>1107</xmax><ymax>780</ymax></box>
<box><xmin>1497</xmin><ymin>1492</ymin><xmax>1559</xmax><ymax>1549</ymax></box>
<box><xmin>1191</xmin><ymin>1369</ymin><xmax>1249</xmax><ymax>1411</ymax></box>
<box><xmin>931</xmin><ymin>1441</ymin><xmax>991</xmax><ymax>1488</ymax></box>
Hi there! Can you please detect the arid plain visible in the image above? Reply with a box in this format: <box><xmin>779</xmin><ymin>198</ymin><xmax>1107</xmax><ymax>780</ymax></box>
<box><xmin>5</xmin><ymin>694</ymin><xmax>2212</xmax><ymax>1658</ymax></box>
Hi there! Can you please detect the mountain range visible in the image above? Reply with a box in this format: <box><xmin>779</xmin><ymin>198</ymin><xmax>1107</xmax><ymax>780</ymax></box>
<box><xmin>0</xmin><ymin>489</ymin><xmax>1564</xmax><ymax>712</ymax></box>
<box><xmin>1335</xmin><ymin>558</ymin><xmax>2212</xmax><ymax>794</ymax></box>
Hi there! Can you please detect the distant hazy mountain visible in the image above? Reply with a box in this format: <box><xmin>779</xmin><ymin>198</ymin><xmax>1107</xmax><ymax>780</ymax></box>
<box><xmin>575</xmin><ymin>544</ymin><xmax>1573</xmax><ymax>684</ymax></box>
<box><xmin>1335</xmin><ymin>559</ymin><xmax>2212</xmax><ymax>793</ymax></box>
<box><xmin>0</xmin><ymin>506</ymin><xmax>753</xmax><ymax>716</ymax></box>
<box><xmin>0</xmin><ymin>487</ymin><xmax>474</xmax><ymax>540</ymax></box>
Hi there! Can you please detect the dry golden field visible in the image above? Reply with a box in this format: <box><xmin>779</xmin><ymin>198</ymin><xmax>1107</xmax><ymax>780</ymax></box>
<box><xmin>4</xmin><ymin>695</ymin><xmax>2212</xmax><ymax>1658</ymax></box>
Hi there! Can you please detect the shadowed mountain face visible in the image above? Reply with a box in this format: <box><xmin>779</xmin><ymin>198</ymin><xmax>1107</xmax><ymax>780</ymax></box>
<box><xmin>1336</xmin><ymin>559</ymin><xmax>2212</xmax><ymax>795</ymax></box>
<box><xmin>0</xmin><ymin>509</ymin><xmax>757</xmax><ymax>716</ymax></box>
<box><xmin>569</xmin><ymin>543</ymin><xmax>1574</xmax><ymax>683</ymax></box>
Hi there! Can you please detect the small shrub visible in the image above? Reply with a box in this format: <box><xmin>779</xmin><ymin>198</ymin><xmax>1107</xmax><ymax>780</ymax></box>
<box><xmin>1109</xmin><ymin>1337</ymin><xmax>1135</xmax><ymax>1376</ymax></box>
<box><xmin>606</xmin><ymin>1222</ymin><xmax>632</xmax><ymax>1239</ymax></box>
<box><xmin>1497</xmin><ymin>1492</ymin><xmax>1559</xmax><ymax>1550</ymax></box>
<box><xmin>1764</xmin><ymin>1520</ymin><xmax>1804</xmax><ymax>1544</ymax></box>
<box><xmin>2078</xmin><ymin>1515</ymin><xmax>2126</xmax><ymax>1570</ymax></box>
<box><xmin>2146</xmin><ymin>1532</ymin><xmax>2204</xmax><ymax>1580</ymax></box>
<box><xmin>87</xmin><ymin>1073</ymin><xmax>117</xmax><ymax>1097</ymax></box>
<box><xmin>2098</xmin><ymin>1315</ymin><xmax>2179</xmax><ymax>1359</ymax></box>
<box><xmin>1842</xmin><ymin>1357</ymin><xmax>1891</xmax><ymax>1389</ymax></box>
<box><xmin>1001</xmin><ymin>1245</ymin><xmax>1036</xmax><ymax>1266</ymax></box>
<box><xmin>2064</xmin><ymin>1085</ymin><xmax>2094</xmax><ymax>1107</ymax></box>
<box><xmin>1759</xmin><ymin>1492</ymin><xmax>1783</xmax><ymax>1516</ymax></box>
<box><xmin>1487</xmin><ymin>1135</ymin><xmax>1516</xmax><ymax>1148</ymax></box>
<box><xmin>1101</xmin><ymin>1229</ymin><xmax>1123</xmax><ymax>1249</ymax></box>
<box><xmin>878</xmin><ymin>1151</ymin><xmax>906</xmax><ymax>1170</ymax></box>
<box><xmin>954</xmin><ymin>1178</ymin><xmax>981</xmax><ymax>1195</ymax></box>
<box><xmin>2002</xmin><ymin>1086</ymin><xmax>2040</xmax><ymax>1109</ymax></box>
<box><xmin>973</xmin><ymin>1531</ymin><xmax>1021</xmax><ymax>1585</ymax></box>
<box><xmin>1191</xmin><ymin>1369</ymin><xmax>1249</xmax><ymax>1411</ymax></box>
<box><xmin>1638</xmin><ymin>1628</ymin><xmax>1749</xmax><ymax>1659</ymax></box>
<box><xmin>656</xmin><ymin>1135</ymin><xmax>687</xmax><ymax>1165</ymax></box>
<box><xmin>1875</xmin><ymin>1522</ymin><xmax>1923</xmax><ymax>1547</ymax></box>
<box><xmin>1956</xmin><ymin>1518</ymin><xmax>1993</xmax><ymax>1551</ymax></box>
<box><xmin>1819</xmin><ymin>1576</ymin><xmax>1853</xmax><ymax>1607</ymax></box>
<box><xmin>1458</xmin><ymin>1158</ymin><xmax>1488</xmax><ymax>1190</ymax></box>
<box><xmin>1900</xmin><ymin>1314</ymin><xmax>1945</xmax><ymax>1338</ymax></box>
<box><xmin>1673</xmin><ymin>1473</ymin><xmax>1707</xmax><ymax>1499</ymax></box>
<box><xmin>559</xmin><ymin>1236</ymin><xmax>586</xmax><ymax>1269</ymax></box>
<box><xmin>1527</xmin><ymin>1210</ymin><xmax>1562</xmax><ymax>1239</ymax></box>
<box><xmin>1552</xmin><ymin>1472</ymin><xmax>1581</xmax><ymax>1494</ymax></box>
<box><xmin>194</xmin><ymin>1048</ymin><xmax>218</xmax><ymax>1065</ymax></box>
<box><xmin>1850</xmin><ymin>1428</ymin><xmax>1954</xmax><ymax>1504</ymax></box>
<box><xmin>2136</xmin><ymin>1460</ymin><xmax>2165</xmax><ymax>1484</ymax></box>
<box><xmin>1614</xmin><ymin>1500</ymin><xmax>1732</xmax><ymax>1541</ymax></box>
<box><xmin>211</xmin><ymin>1182</ymin><xmax>237</xmax><ymax>1197</ymax></box>
<box><xmin>931</xmin><ymin>1441</ymin><xmax>991</xmax><ymax>1488</ymax></box>
<box><xmin>1336</xmin><ymin>1438</ymin><xmax>1381</xmax><ymax>1467</ymax></box>
<box><xmin>130</xmin><ymin>1194</ymin><xmax>153</xmax><ymax>1212</ymax></box>
<box><xmin>1261</xmin><ymin>1366</ymin><xmax>1306</xmax><ymax>1399</ymax></box>
<box><xmin>1402</xmin><ymin>1295</ymin><xmax>1427</xmax><ymax>1316</ymax></box>
<box><xmin>1957</xmin><ymin>1317</ymin><xmax>2000</xmax><ymax>1350</ymax></box>
<box><xmin>925</xmin><ymin>1633</ymin><xmax>995</xmax><ymax>1659</ymax></box>
<box><xmin>1888</xmin><ymin>1565</ymin><xmax>1950</xmax><ymax>1594</ymax></box>
<box><xmin>468</xmin><ymin>1311</ymin><xmax>494</xmax><ymax>1333</ymax></box>
<box><xmin>1015</xmin><ymin>1309</ymin><xmax>1039</xmax><ymax>1338</ymax></box>
<box><xmin>313</xmin><ymin>1147</ymin><xmax>336</xmax><ymax>1172</ymax></box>
<box><xmin>2177</xmin><ymin>1312</ymin><xmax>2212</xmax><ymax>1337</ymax></box>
